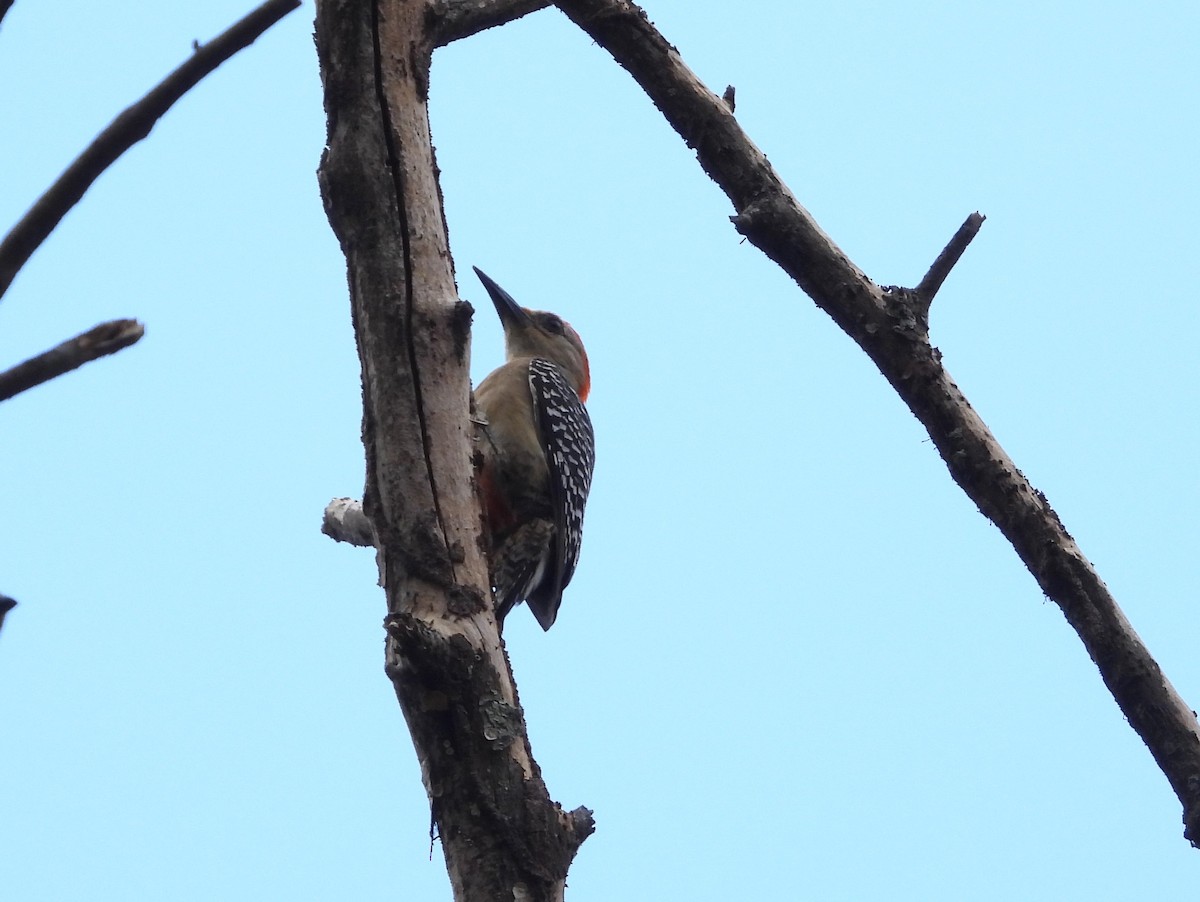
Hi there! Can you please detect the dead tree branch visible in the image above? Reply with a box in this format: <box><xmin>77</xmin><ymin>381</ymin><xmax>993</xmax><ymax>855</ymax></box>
<box><xmin>322</xmin><ymin>497</ymin><xmax>373</xmax><ymax>547</ymax></box>
<box><xmin>916</xmin><ymin>211</ymin><xmax>985</xmax><ymax>306</ymax></box>
<box><xmin>314</xmin><ymin>1</ymin><xmax>592</xmax><ymax>898</ymax></box>
<box><xmin>553</xmin><ymin>0</ymin><xmax>1200</xmax><ymax>846</ymax></box>
<box><xmin>0</xmin><ymin>319</ymin><xmax>144</xmax><ymax>403</ymax></box>
<box><xmin>431</xmin><ymin>0</ymin><xmax>551</xmax><ymax>46</ymax></box>
<box><xmin>0</xmin><ymin>0</ymin><xmax>300</xmax><ymax>301</ymax></box>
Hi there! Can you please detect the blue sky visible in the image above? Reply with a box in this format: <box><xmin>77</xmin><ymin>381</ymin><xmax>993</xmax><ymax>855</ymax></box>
<box><xmin>3</xmin><ymin>1</ymin><xmax>1199</xmax><ymax>899</ymax></box>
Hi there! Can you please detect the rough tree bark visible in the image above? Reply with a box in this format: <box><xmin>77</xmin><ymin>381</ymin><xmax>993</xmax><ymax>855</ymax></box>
<box><xmin>313</xmin><ymin>1</ymin><xmax>592</xmax><ymax>899</ymax></box>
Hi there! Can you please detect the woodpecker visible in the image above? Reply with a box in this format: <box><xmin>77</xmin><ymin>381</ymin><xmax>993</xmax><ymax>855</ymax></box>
<box><xmin>473</xmin><ymin>267</ymin><xmax>595</xmax><ymax>631</ymax></box>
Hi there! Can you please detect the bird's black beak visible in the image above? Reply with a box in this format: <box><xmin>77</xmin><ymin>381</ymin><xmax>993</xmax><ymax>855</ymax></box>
<box><xmin>473</xmin><ymin>267</ymin><xmax>530</xmax><ymax>327</ymax></box>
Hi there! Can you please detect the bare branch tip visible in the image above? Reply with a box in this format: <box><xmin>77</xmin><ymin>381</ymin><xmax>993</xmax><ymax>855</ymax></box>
<box><xmin>914</xmin><ymin>211</ymin><xmax>987</xmax><ymax>306</ymax></box>
<box><xmin>89</xmin><ymin>318</ymin><xmax>145</xmax><ymax>350</ymax></box>
<box><xmin>0</xmin><ymin>317</ymin><xmax>147</xmax><ymax>403</ymax></box>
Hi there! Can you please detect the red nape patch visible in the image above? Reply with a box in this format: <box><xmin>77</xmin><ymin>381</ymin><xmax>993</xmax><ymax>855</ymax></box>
<box><xmin>577</xmin><ymin>364</ymin><xmax>591</xmax><ymax>403</ymax></box>
<box><xmin>565</xmin><ymin>321</ymin><xmax>591</xmax><ymax>403</ymax></box>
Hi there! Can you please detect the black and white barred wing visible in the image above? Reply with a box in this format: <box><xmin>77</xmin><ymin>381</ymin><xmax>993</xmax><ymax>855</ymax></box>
<box><xmin>529</xmin><ymin>357</ymin><xmax>595</xmax><ymax>601</ymax></box>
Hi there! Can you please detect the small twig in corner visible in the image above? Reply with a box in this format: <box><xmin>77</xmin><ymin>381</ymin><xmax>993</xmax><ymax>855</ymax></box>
<box><xmin>0</xmin><ymin>319</ymin><xmax>144</xmax><ymax>403</ymax></box>
<box><xmin>915</xmin><ymin>211</ymin><xmax>986</xmax><ymax>306</ymax></box>
<box><xmin>0</xmin><ymin>0</ymin><xmax>300</xmax><ymax>301</ymax></box>
<box><xmin>0</xmin><ymin>594</ymin><xmax>17</xmax><ymax>636</ymax></box>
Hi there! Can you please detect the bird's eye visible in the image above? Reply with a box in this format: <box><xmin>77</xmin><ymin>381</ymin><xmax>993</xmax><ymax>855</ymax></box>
<box><xmin>539</xmin><ymin>313</ymin><xmax>565</xmax><ymax>335</ymax></box>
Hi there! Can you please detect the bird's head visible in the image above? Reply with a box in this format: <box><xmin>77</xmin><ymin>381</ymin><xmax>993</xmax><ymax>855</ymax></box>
<box><xmin>473</xmin><ymin>267</ymin><xmax>591</xmax><ymax>402</ymax></box>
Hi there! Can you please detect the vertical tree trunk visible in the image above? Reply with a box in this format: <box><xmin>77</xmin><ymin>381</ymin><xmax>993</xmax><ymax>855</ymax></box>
<box><xmin>313</xmin><ymin>1</ymin><xmax>592</xmax><ymax>898</ymax></box>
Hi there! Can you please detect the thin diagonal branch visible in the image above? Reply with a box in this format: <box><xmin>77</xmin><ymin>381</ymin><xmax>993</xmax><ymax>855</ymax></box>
<box><xmin>0</xmin><ymin>319</ymin><xmax>144</xmax><ymax>403</ymax></box>
<box><xmin>553</xmin><ymin>0</ymin><xmax>1200</xmax><ymax>846</ymax></box>
<box><xmin>916</xmin><ymin>211</ymin><xmax>986</xmax><ymax>306</ymax></box>
<box><xmin>0</xmin><ymin>1</ymin><xmax>14</xmax><ymax>32</ymax></box>
<box><xmin>430</xmin><ymin>0</ymin><xmax>550</xmax><ymax>46</ymax></box>
<box><xmin>0</xmin><ymin>0</ymin><xmax>300</xmax><ymax>301</ymax></box>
